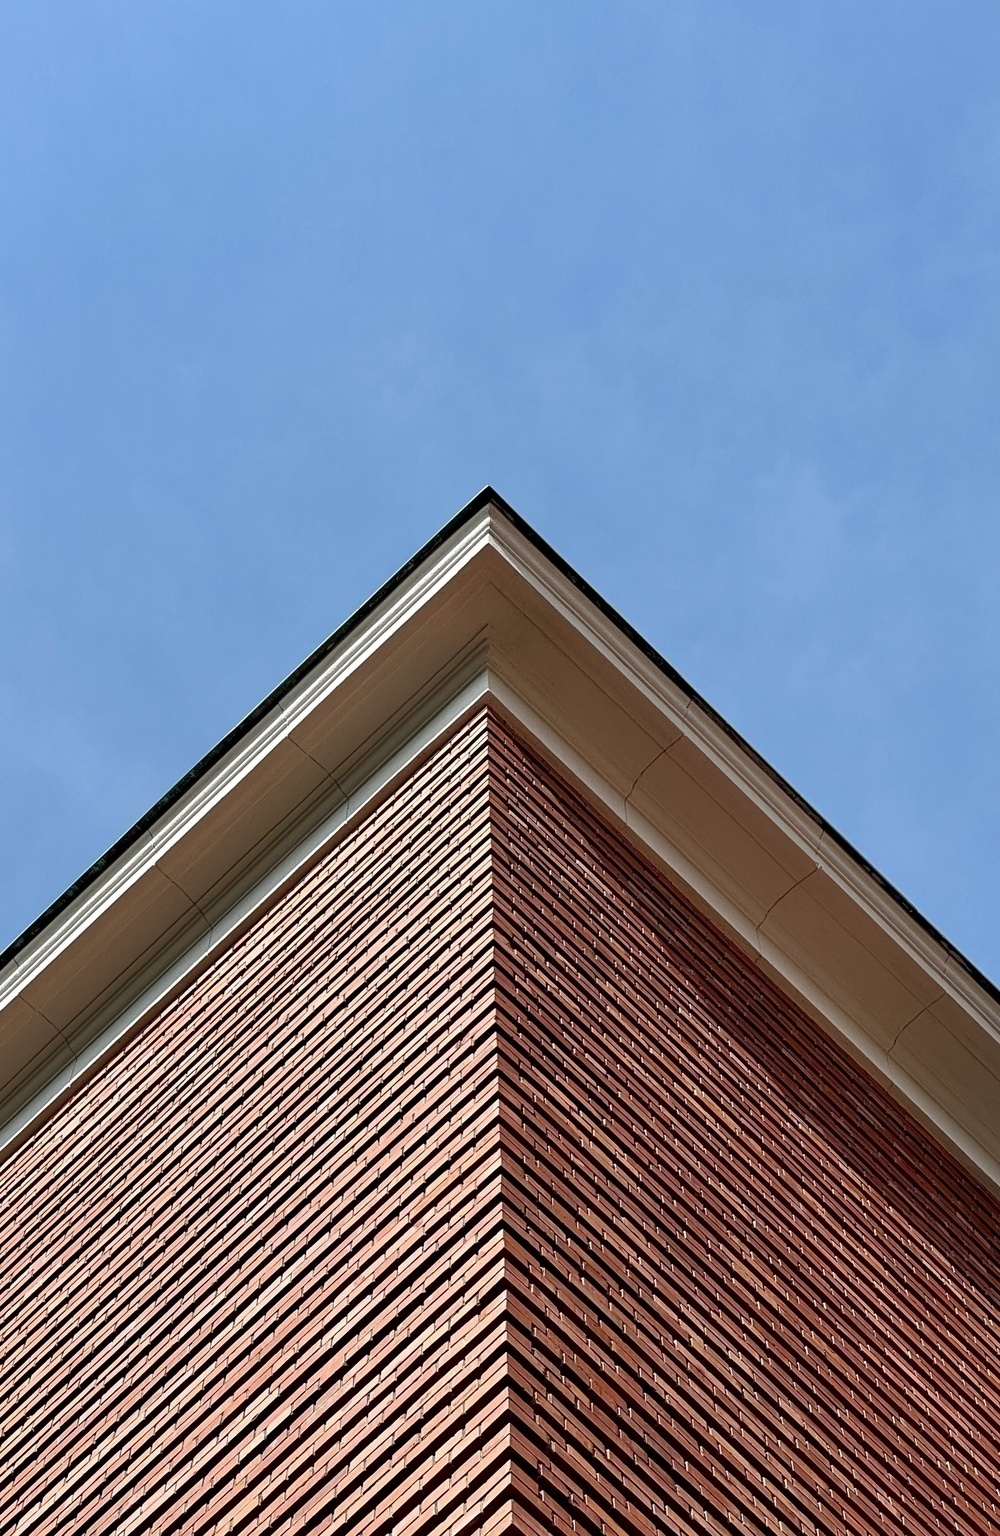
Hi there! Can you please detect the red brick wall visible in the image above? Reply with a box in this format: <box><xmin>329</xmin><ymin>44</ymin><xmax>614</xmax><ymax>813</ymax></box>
<box><xmin>0</xmin><ymin>707</ymin><xmax>997</xmax><ymax>1534</ymax></box>
<box><xmin>0</xmin><ymin>713</ymin><xmax>512</xmax><ymax>1535</ymax></box>
<box><xmin>489</xmin><ymin>714</ymin><xmax>1000</xmax><ymax>1536</ymax></box>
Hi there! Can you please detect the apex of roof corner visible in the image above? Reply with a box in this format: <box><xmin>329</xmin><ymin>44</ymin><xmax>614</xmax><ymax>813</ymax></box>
<box><xmin>3</xmin><ymin>484</ymin><xmax>999</xmax><ymax>1196</ymax></box>
<box><xmin>452</xmin><ymin>483</ymin><xmax>527</xmax><ymax>532</ymax></box>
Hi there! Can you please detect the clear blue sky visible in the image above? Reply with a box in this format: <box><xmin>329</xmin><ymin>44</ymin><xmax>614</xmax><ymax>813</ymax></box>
<box><xmin>3</xmin><ymin>4</ymin><xmax>1000</xmax><ymax>980</ymax></box>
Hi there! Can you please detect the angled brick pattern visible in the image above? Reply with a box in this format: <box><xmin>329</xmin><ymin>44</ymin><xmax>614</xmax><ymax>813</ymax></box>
<box><xmin>1</xmin><ymin>707</ymin><xmax>999</xmax><ymax>1534</ymax></box>
<box><xmin>488</xmin><ymin>715</ymin><xmax>1000</xmax><ymax>1536</ymax></box>
<box><xmin>0</xmin><ymin>713</ymin><xmax>511</xmax><ymax>1536</ymax></box>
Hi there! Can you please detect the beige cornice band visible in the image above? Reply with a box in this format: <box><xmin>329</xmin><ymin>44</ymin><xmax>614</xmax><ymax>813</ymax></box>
<box><xmin>2</xmin><ymin>498</ymin><xmax>998</xmax><ymax>1194</ymax></box>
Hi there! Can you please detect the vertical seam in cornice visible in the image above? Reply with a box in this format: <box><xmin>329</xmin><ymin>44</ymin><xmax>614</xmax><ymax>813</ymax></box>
<box><xmin>887</xmin><ymin>993</ymin><xmax>946</xmax><ymax>1054</ymax></box>
<box><xmin>623</xmin><ymin>698</ymin><xmax>694</xmax><ymax>804</ymax></box>
<box><xmin>157</xmin><ymin>867</ymin><xmax>213</xmax><ymax>941</ymax></box>
<box><xmin>754</xmin><ymin>868</ymin><xmax>818</xmax><ymax>941</ymax></box>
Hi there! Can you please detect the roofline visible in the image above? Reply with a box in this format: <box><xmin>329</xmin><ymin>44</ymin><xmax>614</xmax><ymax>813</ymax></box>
<box><xmin>0</xmin><ymin>487</ymin><xmax>496</xmax><ymax>974</ymax></box>
<box><xmin>3</xmin><ymin>485</ymin><xmax>997</xmax><ymax>1018</ymax></box>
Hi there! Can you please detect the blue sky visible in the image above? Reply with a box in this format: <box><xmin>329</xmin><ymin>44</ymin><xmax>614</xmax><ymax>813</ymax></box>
<box><xmin>2</xmin><ymin>3</ymin><xmax>1000</xmax><ymax>979</ymax></box>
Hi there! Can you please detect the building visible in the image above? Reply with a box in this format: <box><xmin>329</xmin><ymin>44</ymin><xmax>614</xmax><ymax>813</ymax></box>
<box><xmin>0</xmin><ymin>489</ymin><xmax>997</xmax><ymax>1534</ymax></box>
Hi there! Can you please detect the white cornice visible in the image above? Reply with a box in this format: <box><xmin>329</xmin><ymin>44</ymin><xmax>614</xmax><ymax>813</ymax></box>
<box><xmin>487</xmin><ymin>512</ymin><xmax>999</xmax><ymax>1049</ymax></box>
<box><xmin>0</xmin><ymin>666</ymin><xmax>491</xmax><ymax>1160</ymax></box>
<box><xmin>0</xmin><ymin>508</ymin><xmax>494</xmax><ymax>1013</ymax></box>
<box><xmin>2</xmin><ymin>497</ymin><xmax>998</xmax><ymax>1195</ymax></box>
<box><xmin>484</xmin><ymin>668</ymin><xmax>1000</xmax><ymax>1197</ymax></box>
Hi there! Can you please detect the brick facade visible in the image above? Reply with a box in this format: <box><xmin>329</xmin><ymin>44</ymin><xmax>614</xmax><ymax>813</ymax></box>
<box><xmin>1</xmin><ymin>709</ymin><xmax>997</xmax><ymax>1533</ymax></box>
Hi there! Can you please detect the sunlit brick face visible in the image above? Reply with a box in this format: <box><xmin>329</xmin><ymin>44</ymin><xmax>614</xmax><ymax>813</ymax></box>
<box><xmin>1</xmin><ymin>708</ymin><xmax>998</xmax><ymax>1534</ymax></box>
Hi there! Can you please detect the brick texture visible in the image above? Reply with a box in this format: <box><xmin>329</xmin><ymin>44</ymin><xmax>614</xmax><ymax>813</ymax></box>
<box><xmin>488</xmin><ymin>716</ymin><xmax>1000</xmax><ymax>1536</ymax></box>
<box><xmin>0</xmin><ymin>708</ymin><xmax>998</xmax><ymax>1534</ymax></box>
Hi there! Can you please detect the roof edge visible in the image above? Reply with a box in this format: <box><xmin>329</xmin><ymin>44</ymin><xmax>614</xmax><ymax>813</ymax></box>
<box><xmin>0</xmin><ymin>488</ymin><xmax>498</xmax><ymax>976</ymax></box>
<box><xmin>2</xmin><ymin>483</ymin><xmax>997</xmax><ymax>1012</ymax></box>
<box><xmin>2</xmin><ymin>487</ymin><xmax>999</xmax><ymax>1192</ymax></box>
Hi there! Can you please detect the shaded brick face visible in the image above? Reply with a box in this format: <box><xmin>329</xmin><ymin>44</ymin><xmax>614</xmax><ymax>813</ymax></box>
<box><xmin>487</xmin><ymin>718</ymin><xmax>1000</xmax><ymax>1535</ymax></box>
<box><xmin>1</xmin><ymin>708</ymin><xmax>999</xmax><ymax>1534</ymax></box>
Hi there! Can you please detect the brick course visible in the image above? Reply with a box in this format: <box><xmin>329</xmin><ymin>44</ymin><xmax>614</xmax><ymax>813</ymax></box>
<box><xmin>0</xmin><ymin>708</ymin><xmax>997</xmax><ymax>1534</ymax></box>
